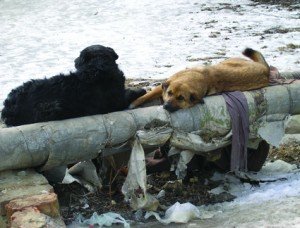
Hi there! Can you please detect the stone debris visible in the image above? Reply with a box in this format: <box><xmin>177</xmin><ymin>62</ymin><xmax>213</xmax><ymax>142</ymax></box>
<box><xmin>10</xmin><ymin>207</ymin><xmax>65</xmax><ymax>228</ymax></box>
<box><xmin>0</xmin><ymin>170</ymin><xmax>53</xmax><ymax>215</ymax></box>
<box><xmin>0</xmin><ymin>170</ymin><xmax>65</xmax><ymax>227</ymax></box>
<box><xmin>5</xmin><ymin>193</ymin><xmax>60</xmax><ymax>219</ymax></box>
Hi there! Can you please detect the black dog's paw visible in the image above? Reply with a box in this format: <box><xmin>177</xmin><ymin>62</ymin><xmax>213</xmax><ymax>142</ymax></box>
<box><xmin>135</xmin><ymin>88</ymin><xmax>147</xmax><ymax>97</ymax></box>
<box><xmin>125</xmin><ymin>88</ymin><xmax>146</xmax><ymax>104</ymax></box>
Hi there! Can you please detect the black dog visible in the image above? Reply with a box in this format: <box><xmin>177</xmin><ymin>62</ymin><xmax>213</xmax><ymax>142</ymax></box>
<box><xmin>1</xmin><ymin>45</ymin><xmax>145</xmax><ymax>126</ymax></box>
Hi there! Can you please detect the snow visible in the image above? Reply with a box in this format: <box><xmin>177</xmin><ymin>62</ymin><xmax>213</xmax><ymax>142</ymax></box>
<box><xmin>0</xmin><ymin>0</ymin><xmax>299</xmax><ymax>109</ymax></box>
<box><xmin>210</xmin><ymin>160</ymin><xmax>300</xmax><ymax>205</ymax></box>
<box><xmin>199</xmin><ymin>160</ymin><xmax>300</xmax><ymax>227</ymax></box>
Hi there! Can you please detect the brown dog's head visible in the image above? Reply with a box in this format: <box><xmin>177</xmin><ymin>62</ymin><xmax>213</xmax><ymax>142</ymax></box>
<box><xmin>161</xmin><ymin>80</ymin><xmax>205</xmax><ymax>112</ymax></box>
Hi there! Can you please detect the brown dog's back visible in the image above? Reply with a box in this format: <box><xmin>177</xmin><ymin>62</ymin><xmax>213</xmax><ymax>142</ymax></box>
<box><xmin>130</xmin><ymin>48</ymin><xmax>270</xmax><ymax>111</ymax></box>
<box><xmin>207</xmin><ymin>49</ymin><xmax>269</xmax><ymax>93</ymax></box>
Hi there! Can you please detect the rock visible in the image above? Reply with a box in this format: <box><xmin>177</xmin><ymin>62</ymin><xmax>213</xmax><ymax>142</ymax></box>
<box><xmin>285</xmin><ymin>115</ymin><xmax>300</xmax><ymax>134</ymax></box>
<box><xmin>5</xmin><ymin>193</ymin><xmax>60</xmax><ymax>219</ymax></box>
<box><xmin>0</xmin><ymin>170</ymin><xmax>53</xmax><ymax>215</ymax></box>
<box><xmin>10</xmin><ymin>207</ymin><xmax>65</xmax><ymax>228</ymax></box>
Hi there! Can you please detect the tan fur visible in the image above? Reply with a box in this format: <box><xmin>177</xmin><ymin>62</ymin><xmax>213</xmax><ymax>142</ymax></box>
<box><xmin>130</xmin><ymin>49</ymin><xmax>269</xmax><ymax>112</ymax></box>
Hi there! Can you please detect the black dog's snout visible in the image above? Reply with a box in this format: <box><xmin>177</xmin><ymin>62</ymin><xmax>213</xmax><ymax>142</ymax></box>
<box><xmin>163</xmin><ymin>102</ymin><xmax>178</xmax><ymax>112</ymax></box>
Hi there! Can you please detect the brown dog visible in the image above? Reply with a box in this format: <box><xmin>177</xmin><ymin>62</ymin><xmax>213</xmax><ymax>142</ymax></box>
<box><xmin>130</xmin><ymin>48</ymin><xmax>269</xmax><ymax>112</ymax></box>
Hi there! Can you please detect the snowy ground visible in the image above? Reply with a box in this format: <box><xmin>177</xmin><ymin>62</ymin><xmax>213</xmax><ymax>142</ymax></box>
<box><xmin>0</xmin><ymin>0</ymin><xmax>299</xmax><ymax>109</ymax></box>
<box><xmin>1</xmin><ymin>0</ymin><xmax>300</xmax><ymax>227</ymax></box>
<box><xmin>195</xmin><ymin>160</ymin><xmax>300</xmax><ymax>227</ymax></box>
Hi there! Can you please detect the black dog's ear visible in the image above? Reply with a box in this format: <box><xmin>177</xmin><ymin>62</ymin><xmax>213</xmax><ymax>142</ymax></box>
<box><xmin>74</xmin><ymin>57</ymin><xmax>83</xmax><ymax>70</ymax></box>
<box><xmin>75</xmin><ymin>47</ymin><xmax>93</xmax><ymax>69</ymax></box>
<box><xmin>162</xmin><ymin>82</ymin><xmax>169</xmax><ymax>91</ymax></box>
<box><xmin>107</xmin><ymin>47</ymin><xmax>119</xmax><ymax>61</ymax></box>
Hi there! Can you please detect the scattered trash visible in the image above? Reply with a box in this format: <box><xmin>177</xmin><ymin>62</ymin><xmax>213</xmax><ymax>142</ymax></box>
<box><xmin>61</xmin><ymin>160</ymin><xmax>101</xmax><ymax>192</ymax></box>
<box><xmin>189</xmin><ymin>177</ymin><xmax>199</xmax><ymax>183</ymax></box>
<box><xmin>122</xmin><ymin>138</ymin><xmax>159</xmax><ymax>211</ymax></box>
<box><xmin>145</xmin><ymin>202</ymin><xmax>201</xmax><ymax>224</ymax></box>
<box><xmin>156</xmin><ymin>190</ymin><xmax>166</xmax><ymax>199</ymax></box>
<box><xmin>111</xmin><ymin>200</ymin><xmax>117</xmax><ymax>206</ymax></box>
<box><xmin>68</xmin><ymin>160</ymin><xmax>102</xmax><ymax>188</ymax></box>
<box><xmin>62</xmin><ymin>170</ymin><xmax>94</xmax><ymax>193</ymax></box>
<box><xmin>73</xmin><ymin>212</ymin><xmax>130</xmax><ymax>227</ymax></box>
<box><xmin>81</xmin><ymin>204</ymin><xmax>89</xmax><ymax>209</ymax></box>
<box><xmin>209</xmin><ymin>186</ymin><xmax>226</xmax><ymax>195</ymax></box>
<box><xmin>262</xmin><ymin>160</ymin><xmax>298</xmax><ymax>173</ymax></box>
<box><xmin>175</xmin><ymin>150</ymin><xmax>195</xmax><ymax>179</ymax></box>
<box><xmin>162</xmin><ymin>179</ymin><xmax>183</xmax><ymax>192</ymax></box>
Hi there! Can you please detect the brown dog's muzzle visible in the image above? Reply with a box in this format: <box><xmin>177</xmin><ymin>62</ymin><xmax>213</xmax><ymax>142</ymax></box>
<box><xmin>163</xmin><ymin>101</ymin><xmax>179</xmax><ymax>112</ymax></box>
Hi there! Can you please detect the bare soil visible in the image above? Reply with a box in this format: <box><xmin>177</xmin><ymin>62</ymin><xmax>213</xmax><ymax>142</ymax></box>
<box><xmin>55</xmin><ymin>163</ymin><xmax>235</xmax><ymax>225</ymax></box>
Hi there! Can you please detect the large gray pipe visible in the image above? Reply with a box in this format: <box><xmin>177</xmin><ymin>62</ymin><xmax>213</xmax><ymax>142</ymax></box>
<box><xmin>0</xmin><ymin>73</ymin><xmax>299</xmax><ymax>172</ymax></box>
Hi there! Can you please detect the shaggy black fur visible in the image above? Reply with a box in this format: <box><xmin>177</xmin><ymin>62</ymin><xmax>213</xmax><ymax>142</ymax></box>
<box><xmin>1</xmin><ymin>45</ymin><xmax>146</xmax><ymax>126</ymax></box>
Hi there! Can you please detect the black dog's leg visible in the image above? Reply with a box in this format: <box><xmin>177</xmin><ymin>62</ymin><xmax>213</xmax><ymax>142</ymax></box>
<box><xmin>34</xmin><ymin>101</ymin><xmax>64</xmax><ymax>123</ymax></box>
<box><xmin>125</xmin><ymin>88</ymin><xmax>146</xmax><ymax>106</ymax></box>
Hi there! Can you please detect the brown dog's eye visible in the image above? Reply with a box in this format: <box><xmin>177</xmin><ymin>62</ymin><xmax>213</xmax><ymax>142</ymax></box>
<box><xmin>167</xmin><ymin>91</ymin><xmax>173</xmax><ymax>96</ymax></box>
<box><xmin>177</xmin><ymin>95</ymin><xmax>184</xmax><ymax>101</ymax></box>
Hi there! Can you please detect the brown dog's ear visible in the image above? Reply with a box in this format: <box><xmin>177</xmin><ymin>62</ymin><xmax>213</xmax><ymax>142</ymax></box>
<box><xmin>190</xmin><ymin>93</ymin><xmax>196</xmax><ymax>103</ymax></box>
<box><xmin>162</xmin><ymin>82</ymin><xmax>169</xmax><ymax>91</ymax></box>
<box><xmin>190</xmin><ymin>93</ymin><xmax>204</xmax><ymax>104</ymax></box>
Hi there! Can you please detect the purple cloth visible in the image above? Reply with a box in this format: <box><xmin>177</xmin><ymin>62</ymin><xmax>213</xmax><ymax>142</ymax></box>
<box><xmin>222</xmin><ymin>91</ymin><xmax>249</xmax><ymax>171</ymax></box>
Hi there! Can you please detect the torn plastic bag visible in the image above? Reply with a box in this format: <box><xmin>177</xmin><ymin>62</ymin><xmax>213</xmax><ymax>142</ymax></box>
<box><xmin>73</xmin><ymin>212</ymin><xmax>130</xmax><ymax>228</ymax></box>
<box><xmin>62</xmin><ymin>160</ymin><xmax>100</xmax><ymax>192</ymax></box>
<box><xmin>122</xmin><ymin>137</ymin><xmax>159</xmax><ymax>211</ymax></box>
<box><xmin>175</xmin><ymin>150</ymin><xmax>195</xmax><ymax>179</ymax></box>
<box><xmin>145</xmin><ymin>202</ymin><xmax>201</xmax><ymax>224</ymax></box>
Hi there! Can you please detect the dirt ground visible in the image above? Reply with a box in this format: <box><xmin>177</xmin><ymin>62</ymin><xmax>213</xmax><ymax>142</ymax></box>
<box><xmin>55</xmin><ymin>158</ymin><xmax>234</xmax><ymax>225</ymax></box>
<box><xmin>55</xmin><ymin>140</ymin><xmax>300</xmax><ymax>225</ymax></box>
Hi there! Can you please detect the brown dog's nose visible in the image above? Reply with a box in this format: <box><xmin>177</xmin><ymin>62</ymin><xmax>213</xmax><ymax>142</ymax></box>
<box><xmin>163</xmin><ymin>102</ymin><xmax>179</xmax><ymax>112</ymax></box>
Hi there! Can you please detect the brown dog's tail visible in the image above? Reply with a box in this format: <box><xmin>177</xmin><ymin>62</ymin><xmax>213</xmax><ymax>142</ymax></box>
<box><xmin>243</xmin><ymin>48</ymin><xmax>269</xmax><ymax>70</ymax></box>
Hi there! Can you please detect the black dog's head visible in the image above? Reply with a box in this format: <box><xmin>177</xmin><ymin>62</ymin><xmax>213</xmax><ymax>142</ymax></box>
<box><xmin>75</xmin><ymin>45</ymin><xmax>118</xmax><ymax>69</ymax></box>
<box><xmin>75</xmin><ymin>45</ymin><xmax>123</xmax><ymax>83</ymax></box>
<box><xmin>75</xmin><ymin>45</ymin><xmax>119</xmax><ymax>69</ymax></box>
